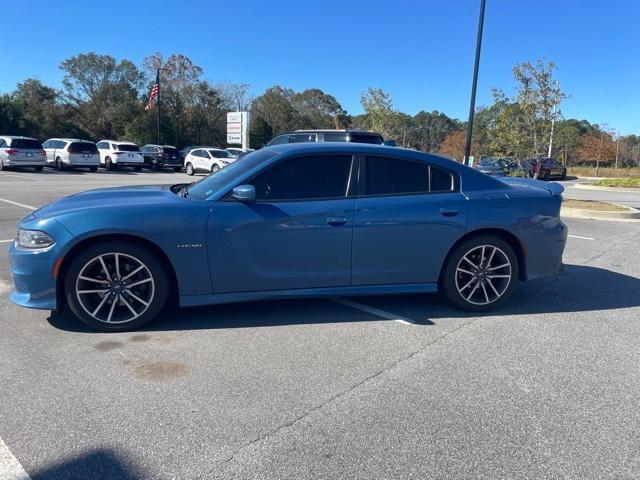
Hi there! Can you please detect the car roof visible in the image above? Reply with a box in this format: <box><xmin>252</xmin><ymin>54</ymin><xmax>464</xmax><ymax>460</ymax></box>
<box><xmin>292</xmin><ymin>129</ymin><xmax>381</xmax><ymax>134</ymax></box>
<box><xmin>0</xmin><ymin>135</ymin><xmax>38</xmax><ymax>140</ymax></box>
<box><xmin>101</xmin><ymin>140</ymin><xmax>137</xmax><ymax>145</ymax></box>
<box><xmin>46</xmin><ymin>138</ymin><xmax>92</xmax><ymax>142</ymax></box>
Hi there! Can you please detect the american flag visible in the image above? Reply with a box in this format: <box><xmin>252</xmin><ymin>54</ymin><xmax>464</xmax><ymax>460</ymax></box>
<box><xmin>145</xmin><ymin>72</ymin><xmax>160</xmax><ymax>111</ymax></box>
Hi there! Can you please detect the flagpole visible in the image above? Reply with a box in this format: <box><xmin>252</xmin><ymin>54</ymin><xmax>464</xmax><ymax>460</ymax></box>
<box><xmin>156</xmin><ymin>68</ymin><xmax>161</xmax><ymax>145</ymax></box>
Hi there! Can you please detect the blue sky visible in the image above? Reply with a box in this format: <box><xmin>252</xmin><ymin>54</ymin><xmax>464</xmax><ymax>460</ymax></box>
<box><xmin>2</xmin><ymin>0</ymin><xmax>638</xmax><ymax>134</ymax></box>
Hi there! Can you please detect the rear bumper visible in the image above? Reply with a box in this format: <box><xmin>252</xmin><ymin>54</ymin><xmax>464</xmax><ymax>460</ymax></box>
<box><xmin>523</xmin><ymin>219</ymin><xmax>568</xmax><ymax>281</ymax></box>
<box><xmin>3</xmin><ymin>159</ymin><xmax>46</xmax><ymax>167</ymax></box>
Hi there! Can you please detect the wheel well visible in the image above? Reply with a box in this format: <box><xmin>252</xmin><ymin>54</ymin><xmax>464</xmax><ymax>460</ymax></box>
<box><xmin>439</xmin><ymin>228</ymin><xmax>527</xmax><ymax>284</ymax></box>
<box><xmin>56</xmin><ymin>234</ymin><xmax>179</xmax><ymax>310</ymax></box>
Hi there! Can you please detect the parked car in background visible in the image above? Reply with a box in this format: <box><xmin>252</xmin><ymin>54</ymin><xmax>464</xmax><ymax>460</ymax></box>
<box><xmin>529</xmin><ymin>157</ymin><xmax>567</xmax><ymax>180</ymax></box>
<box><xmin>184</xmin><ymin>148</ymin><xmax>236</xmax><ymax>175</ymax></box>
<box><xmin>7</xmin><ymin>143</ymin><xmax>567</xmax><ymax>331</ymax></box>
<box><xmin>226</xmin><ymin>147</ymin><xmax>255</xmax><ymax>158</ymax></box>
<box><xmin>0</xmin><ymin>136</ymin><xmax>46</xmax><ymax>171</ymax></box>
<box><xmin>96</xmin><ymin>140</ymin><xmax>144</xmax><ymax>171</ymax></box>
<box><xmin>180</xmin><ymin>145</ymin><xmax>207</xmax><ymax>158</ymax></box>
<box><xmin>266</xmin><ymin>129</ymin><xmax>389</xmax><ymax>146</ymax></box>
<box><xmin>43</xmin><ymin>139</ymin><xmax>99</xmax><ymax>172</ymax></box>
<box><xmin>473</xmin><ymin>157</ymin><xmax>505</xmax><ymax>176</ymax></box>
<box><xmin>141</xmin><ymin>145</ymin><xmax>183</xmax><ymax>172</ymax></box>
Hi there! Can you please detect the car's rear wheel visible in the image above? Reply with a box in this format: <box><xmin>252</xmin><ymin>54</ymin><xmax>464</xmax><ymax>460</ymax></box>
<box><xmin>55</xmin><ymin>158</ymin><xmax>64</xmax><ymax>171</ymax></box>
<box><xmin>89</xmin><ymin>166</ymin><xmax>98</xmax><ymax>173</ymax></box>
<box><xmin>173</xmin><ymin>167</ymin><xmax>182</xmax><ymax>173</ymax></box>
<box><xmin>64</xmin><ymin>241</ymin><xmax>169</xmax><ymax>331</ymax></box>
<box><xmin>134</xmin><ymin>166</ymin><xmax>142</xmax><ymax>172</ymax></box>
<box><xmin>105</xmin><ymin>157</ymin><xmax>114</xmax><ymax>171</ymax></box>
<box><xmin>561</xmin><ymin>170</ymin><xmax>567</xmax><ymax>180</ymax></box>
<box><xmin>543</xmin><ymin>169</ymin><xmax>550</xmax><ymax>181</ymax></box>
<box><xmin>34</xmin><ymin>166</ymin><xmax>43</xmax><ymax>172</ymax></box>
<box><xmin>185</xmin><ymin>163</ymin><xmax>194</xmax><ymax>176</ymax></box>
<box><xmin>441</xmin><ymin>236</ymin><xmax>518</xmax><ymax>312</ymax></box>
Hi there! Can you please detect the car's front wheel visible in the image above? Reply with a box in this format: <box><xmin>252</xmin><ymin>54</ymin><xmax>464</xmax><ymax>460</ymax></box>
<box><xmin>64</xmin><ymin>241</ymin><xmax>169</xmax><ymax>331</ymax></box>
<box><xmin>441</xmin><ymin>236</ymin><xmax>518</xmax><ymax>312</ymax></box>
<box><xmin>185</xmin><ymin>163</ymin><xmax>194</xmax><ymax>176</ymax></box>
<box><xmin>211</xmin><ymin>164</ymin><xmax>220</xmax><ymax>174</ymax></box>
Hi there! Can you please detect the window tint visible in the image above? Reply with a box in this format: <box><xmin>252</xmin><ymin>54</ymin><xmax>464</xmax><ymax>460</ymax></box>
<box><xmin>289</xmin><ymin>134</ymin><xmax>313</xmax><ymax>143</ymax></box>
<box><xmin>10</xmin><ymin>138</ymin><xmax>42</xmax><ymax>149</ymax></box>
<box><xmin>163</xmin><ymin>147</ymin><xmax>180</xmax><ymax>156</ymax></box>
<box><xmin>348</xmin><ymin>133</ymin><xmax>384</xmax><ymax>145</ymax></box>
<box><xmin>0</xmin><ymin>139</ymin><xmax>6</xmax><ymax>147</ymax></box>
<box><xmin>251</xmin><ymin>155</ymin><xmax>352</xmax><ymax>201</ymax></box>
<box><xmin>323</xmin><ymin>132</ymin><xmax>349</xmax><ymax>142</ymax></box>
<box><xmin>116</xmin><ymin>144</ymin><xmax>139</xmax><ymax>152</ymax></box>
<box><xmin>43</xmin><ymin>140</ymin><xmax>51</xmax><ymax>148</ymax></box>
<box><xmin>365</xmin><ymin>156</ymin><xmax>428</xmax><ymax>195</ymax></box>
<box><xmin>69</xmin><ymin>142</ymin><xmax>99</xmax><ymax>153</ymax></box>
<box><xmin>267</xmin><ymin>134</ymin><xmax>290</xmax><ymax>146</ymax></box>
<box><xmin>430</xmin><ymin>165</ymin><xmax>455</xmax><ymax>192</ymax></box>
<box><xmin>209</xmin><ymin>150</ymin><xmax>233</xmax><ymax>158</ymax></box>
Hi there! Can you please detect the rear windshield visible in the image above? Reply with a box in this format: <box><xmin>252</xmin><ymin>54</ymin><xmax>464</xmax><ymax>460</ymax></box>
<box><xmin>70</xmin><ymin>142</ymin><xmax>99</xmax><ymax>153</ymax></box>
<box><xmin>116</xmin><ymin>144</ymin><xmax>140</xmax><ymax>152</ymax></box>
<box><xmin>163</xmin><ymin>147</ymin><xmax>181</xmax><ymax>155</ymax></box>
<box><xmin>323</xmin><ymin>132</ymin><xmax>349</xmax><ymax>142</ymax></box>
<box><xmin>348</xmin><ymin>133</ymin><xmax>384</xmax><ymax>144</ymax></box>
<box><xmin>10</xmin><ymin>138</ymin><xmax>42</xmax><ymax>149</ymax></box>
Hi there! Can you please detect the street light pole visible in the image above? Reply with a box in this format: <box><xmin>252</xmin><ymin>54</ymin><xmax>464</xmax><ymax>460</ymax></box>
<box><xmin>464</xmin><ymin>0</ymin><xmax>486</xmax><ymax>166</ymax></box>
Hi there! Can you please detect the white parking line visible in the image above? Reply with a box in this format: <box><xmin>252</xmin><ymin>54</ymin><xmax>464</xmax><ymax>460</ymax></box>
<box><xmin>332</xmin><ymin>298</ymin><xmax>415</xmax><ymax>325</ymax></box>
<box><xmin>0</xmin><ymin>198</ymin><xmax>36</xmax><ymax>211</ymax></box>
<box><xmin>0</xmin><ymin>437</ymin><xmax>31</xmax><ymax>480</ymax></box>
<box><xmin>568</xmin><ymin>234</ymin><xmax>594</xmax><ymax>241</ymax></box>
<box><xmin>0</xmin><ymin>239</ymin><xmax>14</xmax><ymax>243</ymax></box>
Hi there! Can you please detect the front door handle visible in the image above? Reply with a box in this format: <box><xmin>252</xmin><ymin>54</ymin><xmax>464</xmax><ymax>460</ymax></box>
<box><xmin>326</xmin><ymin>217</ymin><xmax>347</xmax><ymax>226</ymax></box>
<box><xmin>440</xmin><ymin>208</ymin><xmax>459</xmax><ymax>217</ymax></box>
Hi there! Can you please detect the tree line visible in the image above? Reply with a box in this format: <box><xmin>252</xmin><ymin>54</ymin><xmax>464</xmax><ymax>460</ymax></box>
<box><xmin>1</xmin><ymin>52</ymin><xmax>638</xmax><ymax>167</ymax></box>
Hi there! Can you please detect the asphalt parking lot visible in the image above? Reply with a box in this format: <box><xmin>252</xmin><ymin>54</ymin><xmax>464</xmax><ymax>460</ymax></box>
<box><xmin>1</xmin><ymin>168</ymin><xmax>640</xmax><ymax>479</ymax></box>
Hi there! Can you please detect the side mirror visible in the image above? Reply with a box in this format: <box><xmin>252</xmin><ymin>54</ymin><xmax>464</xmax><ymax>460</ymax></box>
<box><xmin>383</xmin><ymin>139</ymin><xmax>397</xmax><ymax>147</ymax></box>
<box><xmin>232</xmin><ymin>184</ymin><xmax>256</xmax><ymax>203</ymax></box>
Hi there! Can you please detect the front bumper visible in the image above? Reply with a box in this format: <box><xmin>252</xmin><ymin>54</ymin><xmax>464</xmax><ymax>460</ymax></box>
<box><xmin>8</xmin><ymin>217</ymin><xmax>74</xmax><ymax>311</ymax></box>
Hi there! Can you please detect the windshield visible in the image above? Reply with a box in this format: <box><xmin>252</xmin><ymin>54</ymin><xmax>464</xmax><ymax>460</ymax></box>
<box><xmin>186</xmin><ymin>149</ymin><xmax>278</xmax><ymax>200</ymax></box>
<box><xmin>478</xmin><ymin>157</ymin><xmax>499</xmax><ymax>166</ymax></box>
<box><xmin>117</xmin><ymin>144</ymin><xmax>140</xmax><ymax>152</ymax></box>
<box><xmin>209</xmin><ymin>149</ymin><xmax>234</xmax><ymax>158</ymax></box>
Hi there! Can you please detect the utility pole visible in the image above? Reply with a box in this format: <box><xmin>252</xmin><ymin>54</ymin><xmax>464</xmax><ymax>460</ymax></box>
<box><xmin>547</xmin><ymin>80</ymin><xmax>559</xmax><ymax>158</ymax></box>
<box><xmin>156</xmin><ymin>68</ymin><xmax>161</xmax><ymax>145</ymax></box>
<box><xmin>464</xmin><ymin>0</ymin><xmax>486</xmax><ymax>167</ymax></box>
<box><xmin>615</xmin><ymin>130</ymin><xmax>620</xmax><ymax>169</ymax></box>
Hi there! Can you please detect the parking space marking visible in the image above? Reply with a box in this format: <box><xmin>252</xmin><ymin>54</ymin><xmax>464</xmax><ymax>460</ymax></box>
<box><xmin>0</xmin><ymin>199</ymin><xmax>36</xmax><ymax>211</ymax></box>
<box><xmin>0</xmin><ymin>437</ymin><xmax>31</xmax><ymax>480</ymax></box>
<box><xmin>0</xmin><ymin>239</ymin><xmax>14</xmax><ymax>243</ymax></box>
<box><xmin>0</xmin><ymin>173</ymin><xmax>39</xmax><ymax>181</ymax></box>
<box><xmin>332</xmin><ymin>298</ymin><xmax>416</xmax><ymax>325</ymax></box>
<box><xmin>568</xmin><ymin>234</ymin><xmax>594</xmax><ymax>241</ymax></box>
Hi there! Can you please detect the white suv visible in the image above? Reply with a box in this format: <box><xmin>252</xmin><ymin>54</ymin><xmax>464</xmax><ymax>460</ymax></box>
<box><xmin>184</xmin><ymin>148</ymin><xmax>236</xmax><ymax>175</ymax></box>
<box><xmin>43</xmin><ymin>138</ymin><xmax>100</xmax><ymax>171</ymax></box>
<box><xmin>96</xmin><ymin>140</ymin><xmax>144</xmax><ymax>171</ymax></box>
<box><xmin>0</xmin><ymin>136</ymin><xmax>46</xmax><ymax>171</ymax></box>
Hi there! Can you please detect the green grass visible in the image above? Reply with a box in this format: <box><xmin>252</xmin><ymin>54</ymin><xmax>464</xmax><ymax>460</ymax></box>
<box><xmin>591</xmin><ymin>178</ymin><xmax>640</xmax><ymax>188</ymax></box>
<box><xmin>567</xmin><ymin>166</ymin><xmax>640</xmax><ymax>178</ymax></box>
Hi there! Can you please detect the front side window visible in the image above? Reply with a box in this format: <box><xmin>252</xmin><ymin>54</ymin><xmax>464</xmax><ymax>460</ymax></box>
<box><xmin>251</xmin><ymin>154</ymin><xmax>353</xmax><ymax>201</ymax></box>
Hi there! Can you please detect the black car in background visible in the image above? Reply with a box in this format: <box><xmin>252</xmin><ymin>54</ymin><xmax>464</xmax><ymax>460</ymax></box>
<box><xmin>140</xmin><ymin>145</ymin><xmax>183</xmax><ymax>171</ymax></box>
<box><xmin>266</xmin><ymin>129</ymin><xmax>391</xmax><ymax>147</ymax></box>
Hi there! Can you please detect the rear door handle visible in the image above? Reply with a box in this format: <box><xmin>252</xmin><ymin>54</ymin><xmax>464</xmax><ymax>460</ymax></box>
<box><xmin>326</xmin><ymin>217</ymin><xmax>347</xmax><ymax>226</ymax></box>
<box><xmin>440</xmin><ymin>208</ymin><xmax>459</xmax><ymax>217</ymax></box>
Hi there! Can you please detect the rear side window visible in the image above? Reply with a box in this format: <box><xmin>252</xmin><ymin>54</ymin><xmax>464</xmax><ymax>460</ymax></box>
<box><xmin>429</xmin><ymin>165</ymin><xmax>455</xmax><ymax>192</ymax></box>
<box><xmin>267</xmin><ymin>134</ymin><xmax>290</xmax><ymax>146</ymax></box>
<box><xmin>116</xmin><ymin>144</ymin><xmax>139</xmax><ymax>152</ymax></box>
<box><xmin>69</xmin><ymin>142</ymin><xmax>99</xmax><ymax>153</ymax></box>
<box><xmin>163</xmin><ymin>147</ymin><xmax>180</xmax><ymax>155</ymax></box>
<box><xmin>10</xmin><ymin>138</ymin><xmax>42</xmax><ymax>149</ymax></box>
<box><xmin>252</xmin><ymin>154</ymin><xmax>353</xmax><ymax>201</ymax></box>
<box><xmin>365</xmin><ymin>156</ymin><xmax>428</xmax><ymax>195</ymax></box>
<box><xmin>290</xmin><ymin>133</ymin><xmax>315</xmax><ymax>143</ymax></box>
<box><xmin>348</xmin><ymin>133</ymin><xmax>384</xmax><ymax>145</ymax></box>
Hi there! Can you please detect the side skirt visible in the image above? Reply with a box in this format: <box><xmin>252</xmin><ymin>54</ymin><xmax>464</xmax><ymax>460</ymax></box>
<box><xmin>179</xmin><ymin>283</ymin><xmax>439</xmax><ymax>308</ymax></box>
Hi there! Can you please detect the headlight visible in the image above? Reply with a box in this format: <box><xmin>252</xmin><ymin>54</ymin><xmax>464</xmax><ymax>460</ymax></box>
<box><xmin>18</xmin><ymin>229</ymin><xmax>55</xmax><ymax>249</ymax></box>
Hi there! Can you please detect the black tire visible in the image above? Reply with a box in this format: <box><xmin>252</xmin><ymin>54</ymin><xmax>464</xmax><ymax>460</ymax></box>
<box><xmin>543</xmin><ymin>169</ymin><xmax>550</xmax><ymax>181</ymax></box>
<box><xmin>440</xmin><ymin>235</ymin><xmax>519</xmax><ymax>312</ymax></box>
<box><xmin>34</xmin><ymin>166</ymin><xmax>44</xmax><ymax>172</ymax></box>
<box><xmin>211</xmin><ymin>164</ymin><xmax>220</xmax><ymax>174</ymax></box>
<box><xmin>185</xmin><ymin>163</ymin><xmax>195</xmax><ymax>176</ymax></box>
<box><xmin>55</xmin><ymin>158</ymin><xmax>64</xmax><ymax>171</ymax></box>
<box><xmin>89</xmin><ymin>166</ymin><xmax>98</xmax><ymax>173</ymax></box>
<box><xmin>105</xmin><ymin>157</ymin><xmax>114</xmax><ymax>171</ymax></box>
<box><xmin>173</xmin><ymin>167</ymin><xmax>182</xmax><ymax>173</ymax></box>
<box><xmin>64</xmin><ymin>241</ymin><xmax>170</xmax><ymax>332</ymax></box>
<box><xmin>0</xmin><ymin>160</ymin><xmax>4</xmax><ymax>170</ymax></box>
<box><xmin>134</xmin><ymin>166</ymin><xmax>142</xmax><ymax>172</ymax></box>
<box><xmin>561</xmin><ymin>170</ymin><xmax>567</xmax><ymax>181</ymax></box>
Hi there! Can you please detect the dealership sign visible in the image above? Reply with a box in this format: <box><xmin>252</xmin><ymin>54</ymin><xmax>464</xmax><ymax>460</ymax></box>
<box><xmin>227</xmin><ymin>111</ymin><xmax>250</xmax><ymax>148</ymax></box>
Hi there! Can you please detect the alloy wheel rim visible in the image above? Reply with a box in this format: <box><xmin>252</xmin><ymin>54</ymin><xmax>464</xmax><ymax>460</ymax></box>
<box><xmin>455</xmin><ymin>245</ymin><xmax>512</xmax><ymax>306</ymax></box>
<box><xmin>75</xmin><ymin>252</ymin><xmax>155</xmax><ymax>324</ymax></box>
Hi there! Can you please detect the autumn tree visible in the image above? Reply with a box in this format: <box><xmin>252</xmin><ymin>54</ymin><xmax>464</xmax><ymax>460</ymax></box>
<box><xmin>576</xmin><ymin>128</ymin><xmax>617</xmax><ymax>175</ymax></box>
<box><xmin>439</xmin><ymin>131</ymin><xmax>466</xmax><ymax>162</ymax></box>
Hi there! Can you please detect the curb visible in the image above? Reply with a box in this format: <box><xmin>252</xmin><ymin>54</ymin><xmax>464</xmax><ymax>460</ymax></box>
<box><xmin>561</xmin><ymin>203</ymin><xmax>640</xmax><ymax>221</ymax></box>
<box><xmin>571</xmin><ymin>183</ymin><xmax>640</xmax><ymax>193</ymax></box>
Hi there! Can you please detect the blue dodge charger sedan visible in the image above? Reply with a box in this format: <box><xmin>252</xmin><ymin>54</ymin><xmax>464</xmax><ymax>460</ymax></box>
<box><xmin>8</xmin><ymin>143</ymin><xmax>567</xmax><ymax>331</ymax></box>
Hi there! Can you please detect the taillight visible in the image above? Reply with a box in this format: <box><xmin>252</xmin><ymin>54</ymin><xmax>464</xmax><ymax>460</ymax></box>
<box><xmin>5</xmin><ymin>149</ymin><xmax>17</xmax><ymax>155</ymax></box>
<box><xmin>39</xmin><ymin>149</ymin><xmax>46</xmax><ymax>156</ymax></box>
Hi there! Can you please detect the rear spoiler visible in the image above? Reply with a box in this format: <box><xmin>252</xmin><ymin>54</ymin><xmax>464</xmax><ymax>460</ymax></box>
<box><xmin>498</xmin><ymin>177</ymin><xmax>564</xmax><ymax>196</ymax></box>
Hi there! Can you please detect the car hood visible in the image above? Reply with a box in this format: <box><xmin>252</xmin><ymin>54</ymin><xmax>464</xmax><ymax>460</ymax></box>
<box><xmin>33</xmin><ymin>185</ymin><xmax>179</xmax><ymax>218</ymax></box>
<box><xmin>498</xmin><ymin>177</ymin><xmax>564</xmax><ymax>196</ymax></box>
